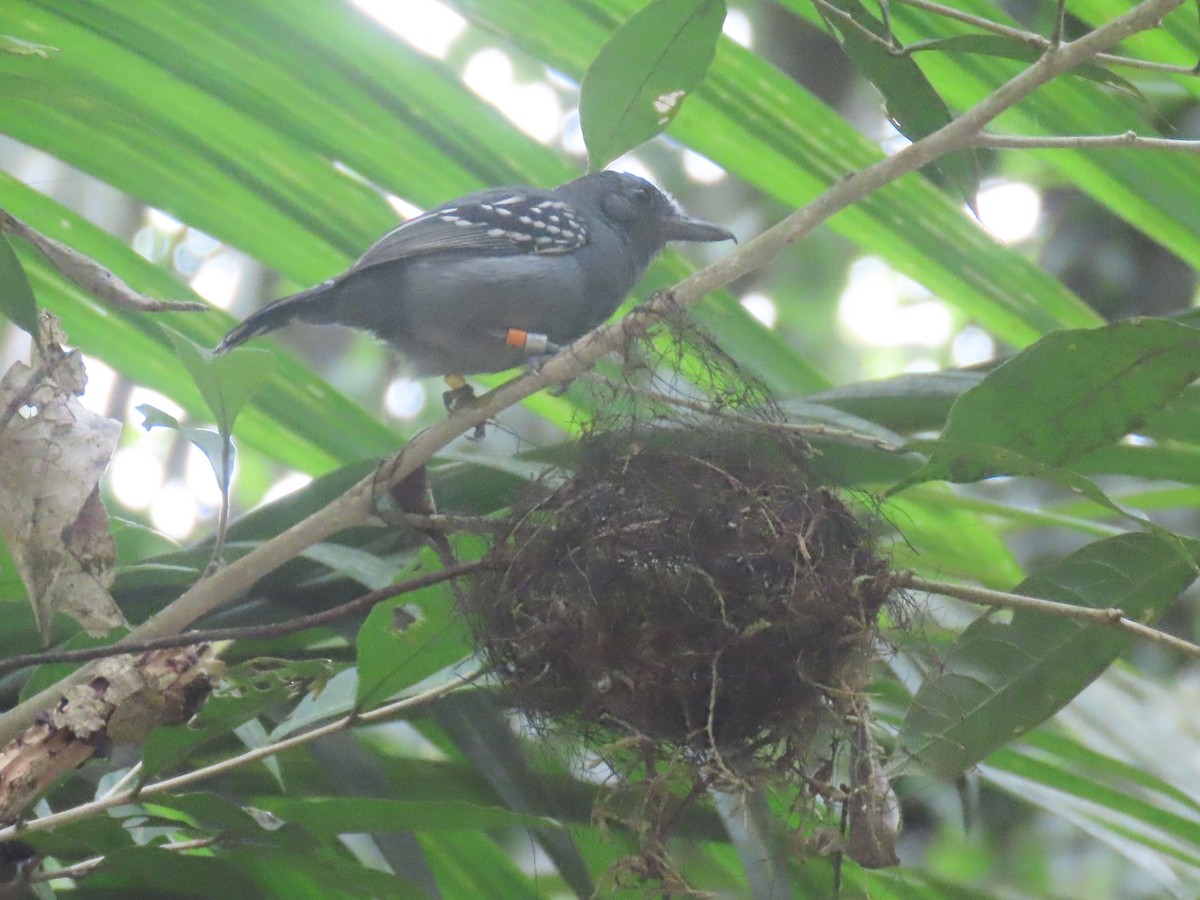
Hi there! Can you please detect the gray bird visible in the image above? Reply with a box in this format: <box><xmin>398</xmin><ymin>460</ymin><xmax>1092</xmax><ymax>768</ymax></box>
<box><xmin>216</xmin><ymin>172</ymin><xmax>734</xmax><ymax>391</ymax></box>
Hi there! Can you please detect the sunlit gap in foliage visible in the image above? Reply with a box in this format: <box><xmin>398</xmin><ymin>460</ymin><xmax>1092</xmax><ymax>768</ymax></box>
<box><xmin>976</xmin><ymin>179</ymin><xmax>1042</xmax><ymax>244</ymax></box>
<box><xmin>682</xmin><ymin>148</ymin><xmax>726</xmax><ymax>184</ymax></box>
<box><xmin>740</xmin><ymin>291</ymin><xmax>778</xmax><ymax>328</ymax></box>
<box><xmin>838</xmin><ymin>256</ymin><xmax>952</xmax><ymax>349</ymax></box>
<box><xmin>463</xmin><ymin>48</ymin><xmax>565</xmax><ymax>144</ymax></box>
<box><xmin>352</xmin><ymin>0</ymin><xmax>466</xmax><ymax>59</ymax></box>
<box><xmin>723</xmin><ymin>7</ymin><xmax>753</xmax><ymax>48</ymax></box>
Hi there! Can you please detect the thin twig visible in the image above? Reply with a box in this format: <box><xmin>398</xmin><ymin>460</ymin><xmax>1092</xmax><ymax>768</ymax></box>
<box><xmin>389</xmin><ymin>512</ymin><xmax>505</xmax><ymax>535</ymax></box>
<box><xmin>204</xmin><ymin>430</ymin><xmax>234</xmax><ymax>577</ymax></box>
<box><xmin>31</xmin><ymin>837</ymin><xmax>218</xmax><ymax>885</ymax></box>
<box><xmin>98</xmin><ymin>762</ymin><xmax>142</xmax><ymax>800</ymax></box>
<box><xmin>893</xmin><ymin>0</ymin><xmax>1200</xmax><ymax>75</ymax></box>
<box><xmin>0</xmin><ymin>0</ymin><xmax>1184</xmax><ymax>751</ymax></box>
<box><xmin>900</xmin><ymin>572</ymin><xmax>1200</xmax><ymax>660</ymax></box>
<box><xmin>976</xmin><ymin>131</ymin><xmax>1200</xmax><ymax>153</ymax></box>
<box><xmin>0</xmin><ymin>560</ymin><xmax>484</xmax><ymax>677</ymax></box>
<box><xmin>0</xmin><ymin>669</ymin><xmax>483</xmax><ymax>841</ymax></box>
<box><xmin>812</xmin><ymin>0</ymin><xmax>896</xmax><ymax>53</ymax></box>
<box><xmin>0</xmin><ymin>210</ymin><xmax>209</xmax><ymax>314</ymax></box>
<box><xmin>1051</xmin><ymin>0</ymin><xmax>1068</xmax><ymax>47</ymax></box>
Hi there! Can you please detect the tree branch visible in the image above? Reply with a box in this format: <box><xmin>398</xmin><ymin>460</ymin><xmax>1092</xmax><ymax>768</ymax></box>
<box><xmin>893</xmin><ymin>0</ymin><xmax>1200</xmax><ymax>75</ymax></box>
<box><xmin>0</xmin><ymin>0</ymin><xmax>1185</xmax><ymax>750</ymax></box>
<box><xmin>975</xmin><ymin>132</ymin><xmax>1200</xmax><ymax>153</ymax></box>
<box><xmin>0</xmin><ymin>668</ymin><xmax>483</xmax><ymax>842</ymax></box>
<box><xmin>899</xmin><ymin>572</ymin><xmax>1200</xmax><ymax>660</ymax></box>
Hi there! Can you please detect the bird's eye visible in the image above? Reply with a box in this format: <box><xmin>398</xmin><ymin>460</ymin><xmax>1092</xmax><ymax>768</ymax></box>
<box><xmin>632</xmin><ymin>186</ymin><xmax>654</xmax><ymax>205</ymax></box>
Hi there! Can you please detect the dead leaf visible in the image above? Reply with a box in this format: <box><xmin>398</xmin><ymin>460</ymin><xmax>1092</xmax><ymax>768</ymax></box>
<box><xmin>0</xmin><ymin>314</ymin><xmax>125</xmax><ymax>641</ymax></box>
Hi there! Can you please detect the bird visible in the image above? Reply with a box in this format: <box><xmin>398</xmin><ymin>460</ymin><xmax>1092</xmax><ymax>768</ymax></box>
<box><xmin>216</xmin><ymin>171</ymin><xmax>735</xmax><ymax>399</ymax></box>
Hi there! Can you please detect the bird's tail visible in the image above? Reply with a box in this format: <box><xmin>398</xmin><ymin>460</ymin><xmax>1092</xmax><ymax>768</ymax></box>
<box><xmin>215</xmin><ymin>280</ymin><xmax>338</xmax><ymax>354</ymax></box>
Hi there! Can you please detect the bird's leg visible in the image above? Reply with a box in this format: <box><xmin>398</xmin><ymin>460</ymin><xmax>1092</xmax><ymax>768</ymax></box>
<box><xmin>442</xmin><ymin>373</ymin><xmax>476</xmax><ymax>410</ymax></box>
<box><xmin>442</xmin><ymin>374</ymin><xmax>487</xmax><ymax>439</ymax></box>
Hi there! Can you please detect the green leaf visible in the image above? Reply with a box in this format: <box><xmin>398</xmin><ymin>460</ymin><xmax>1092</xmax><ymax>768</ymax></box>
<box><xmin>300</xmin><ymin>542</ymin><xmax>401</xmax><ymax>591</ymax></box>
<box><xmin>781</xmin><ymin>399</ymin><xmax>922</xmax><ymax>486</ymax></box>
<box><xmin>137</xmin><ymin>402</ymin><xmax>231</xmax><ymax>491</ymax></box>
<box><xmin>415</xmin><ymin>832</ymin><xmax>543</xmax><ymax>899</ymax></box>
<box><xmin>141</xmin><ymin>659</ymin><xmax>331</xmax><ymax>777</ymax></box>
<box><xmin>227</xmin><ymin>845</ymin><xmax>429</xmax><ymax>899</ymax></box>
<box><xmin>270</xmin><ymin>667</ymin><xmax>358</xmax><ymax>740</ymax></box>
<box><xmin>883</xmin><ymin>487</ymin><xmax>1025</xmax><ymax>588</ymax></box>
<box><xmin>144</xmin><ymin>791</ymin><xmax>316</xmax><ymax>847</ymax></box>
<box><xmin>816</xmin><ymin>0</ymin><xmax>979</xmax><ymax>204</ymax></box>
<box><xmin>893</xmin><ymin>438</ymin><xmax>1173</xmax><ymax>535</ymax></box>
<box><xmin>808</xmin><ymin>369</ymin><xmax>982</xmax><ymax>433</ymax></box>
<box><xmin>432</xmin><ymin>691</ymin><xmax>596</xmax><ymax>897</ymax></box>
<box><xmin>580</xmin><ymin>0</ymin><xmax>726</xmax><ymax>170</ymax></box>
<box><xmin>937</xmin><ymin>320</ymin><xmax>1200</xmax><ymax>467</ymax></box>
<box><xmin>0</xmin><ymin>231</ymin><xmax>37</xmax><ymax>335</ymax></box>
<box><xmin>898</xmin><ymin>533</ymin><xmax>1198</xmax><ymax>779</ymax></box>
<box><xmin>354</xmin><ymin>548</ymin><xmax>476</xmax><ymax>710</ymax></box>
<box><xmin>84</xmin><ymin>846</ymin><xmax>253</xmax><ymax>898</ymax></box>
<box><xmin>911</xmin><ymin>33</ymin><xmax>1144</xmax><ymax>98</ymax></box>
<box><xmin>165</xmin><ymin>329</ymin><xmax>274</xmax><ymax>435</ymax></box>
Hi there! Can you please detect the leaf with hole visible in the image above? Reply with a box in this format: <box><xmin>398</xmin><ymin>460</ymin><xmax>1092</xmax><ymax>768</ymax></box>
<box><xmin>580</xmin><ymin>0</ymin><xmax>725</xmax><ymax>170</ymax></box>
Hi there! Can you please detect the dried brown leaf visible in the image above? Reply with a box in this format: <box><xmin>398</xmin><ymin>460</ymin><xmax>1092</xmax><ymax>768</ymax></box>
<box><xmin>0</xmin><ymin>315</ymin><xmax>125</xmax><ymax>641</ymax></box>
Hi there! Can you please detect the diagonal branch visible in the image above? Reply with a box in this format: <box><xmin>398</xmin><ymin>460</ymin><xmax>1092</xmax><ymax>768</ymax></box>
<box><xmin>0</xmin><ymin>0</ymin><xmax>1186</xmax><ymax>750</ymax></box>
<box><xmin>0</xmin><ymin>667</ymin><xmax>484</xmax><ymax>842</ymax></box>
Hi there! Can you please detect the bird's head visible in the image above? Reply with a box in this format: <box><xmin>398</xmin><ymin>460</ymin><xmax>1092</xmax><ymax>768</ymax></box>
<box><xmin>560</xmin><ymin>171</ymin><xmax>735</xmax><ymax>257</ymax></box>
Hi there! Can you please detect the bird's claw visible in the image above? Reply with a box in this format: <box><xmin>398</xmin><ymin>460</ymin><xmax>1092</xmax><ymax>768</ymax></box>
<box><xmin>442</xmin><ymin>382</ymin><xmax>476</xmax><ymax>412</ymax></box>
<box><xmin>442</xmin><ymin>379</ymin><xmax>486</xmax><ymax>439</ymax></box>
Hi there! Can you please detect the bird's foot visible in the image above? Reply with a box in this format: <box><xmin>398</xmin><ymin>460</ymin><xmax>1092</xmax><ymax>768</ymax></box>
<box><xmin>442</xmin><ymin>376</ymin><xmax>486</xmax><ymax>440</ymax></box>
<box><xmin>527</xmin><ymin>347</ymin><xmax>575</xmax><ymax>396</ymax></box>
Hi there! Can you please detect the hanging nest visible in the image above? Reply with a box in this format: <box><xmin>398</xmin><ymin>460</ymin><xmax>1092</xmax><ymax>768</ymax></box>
<box><xmin>461</xmin><ymin>427</ymin><xmax>896</xmax><ymax>764</ymax></box>
<box><xmin>459</xmin><ymin>318</ymin><xmax>905</xmax><ymax>888</ymax></box>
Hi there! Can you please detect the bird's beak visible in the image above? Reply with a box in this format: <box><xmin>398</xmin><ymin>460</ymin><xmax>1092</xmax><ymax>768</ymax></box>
<box><xmin>661</xmin><ymin>214</ymin><xmax>736</xmax><ymax>245</ymax></box>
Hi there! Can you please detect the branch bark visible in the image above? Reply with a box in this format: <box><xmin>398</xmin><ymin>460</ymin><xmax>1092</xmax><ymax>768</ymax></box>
<box><xmin>976</xmin><ymin>132</ymin><xmax>1200</xmax><ymax>153</ymax></box>
<box><xmin>899</xmin><ymin>572</ymin><xmax>1200</xmax><ymax>660</ymax></box>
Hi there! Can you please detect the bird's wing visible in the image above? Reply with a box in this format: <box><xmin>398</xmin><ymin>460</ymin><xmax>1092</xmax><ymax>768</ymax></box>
<box><xmin>351</xmin><ymin>187</ymin><xmax>590</xmax><ymax>272</ymax></box>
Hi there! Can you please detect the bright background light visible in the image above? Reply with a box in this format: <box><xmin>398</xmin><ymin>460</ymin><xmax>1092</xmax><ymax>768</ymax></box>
<box><xmin>976</xmin><ymin>179</ymin><xmax>1042</xmax><ymax>244</ymax></box>
<box><xmin>838</xmin><ymin>256</ymin><xmax>954</xmax><ymax>348</ymax></box>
